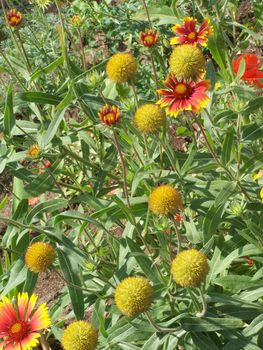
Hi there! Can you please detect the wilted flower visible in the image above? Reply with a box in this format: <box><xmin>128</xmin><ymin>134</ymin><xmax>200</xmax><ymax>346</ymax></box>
<box><xmin>61</xmin><ymin>321</ymin><xmax>99</xmax><ymax>350</ymax></box>
<box><xmin>0</xmin><ymin>293</ymin><xmax>50</xmax><ymax>349</ymax></box>
<box><xmin>232</xmin><ymin>54</ymin><xmax>263</xmax><ymax>89</ymax></box>
<box><xmin>25</xmin><ymin>242</ymin><xmax>56</xmax><ymax>273</ymax></box>
<box><xmin>170</xmin><ymin>17</ymin><xmax>213</xmax><ymax>46</ymax></box>
<box><xmin>106</xmin><ymin>53</ymin><xmax>137</xmax><ymax>83</ymax></box>
<box><xmin>27</xmin><ymin>144</ymin><xmax>41</xmax><ymax>158</ymax></box>
<box><xmin>148</xmin><ymin>185</ymin><xmax>184</xmax><ymax>215</ymax></box>
<box><xmin>139</xmin><ymin>29</ymin><xmax>159</xmax><ymax>47</ymax></box>
<box><xmin>71</xmin><ymin>15</ymin><xmax>82</xmax><ymax>26</ymax></box>
<box><xmin>115</xmin><ymin>277</ymin><xmax>153</xmax><ymax>316</ymax></box>
<box><xmin>98</xmin><ymin>104</ymin><xmax>121</xmax><ymax>126</ymax></box>
<box><xmin>28</xmin><ymin>197</ymin><xmax>40</xmax><ymax>207</ymax></box>
<box><xmin>171</xmin><ymin>249</ymin><xmax>209</xmax><ymax>287</ymax></box>
<box><xmin>7</xmin><ymin>9</ymin><xmax>23</xmax><ymax>27</ymax></box>
<box><xmin>169</xmin><ymin>44</ymin><xmax>206</xmax><ymax>80</ymax></box>
<box><xmin>157</xmin><ymin>74</ymin><xmax>210</xmax><ymax>117</ymax></box>
<box><xmin>134</xmin><ymin>104</ymin><xmax>165</xmax><ymax>134</ymax></box>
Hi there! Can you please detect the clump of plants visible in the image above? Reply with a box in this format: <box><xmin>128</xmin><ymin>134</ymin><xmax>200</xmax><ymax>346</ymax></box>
<box><xmin>0</xmin><ymin>0</ymin><xmax>263</xmax><ymax>349</ymax></box>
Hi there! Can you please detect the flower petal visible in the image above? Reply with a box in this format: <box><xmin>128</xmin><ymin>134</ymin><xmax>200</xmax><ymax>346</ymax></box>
<box><xmin>20</xmin><ymin>332</ymin><xmax>41</xmax><ymax>350</ymax></box>
<box><xmin>30</xmin><ymin>303</ymin><xmax>51</xmax><ymax>332</ymax></box>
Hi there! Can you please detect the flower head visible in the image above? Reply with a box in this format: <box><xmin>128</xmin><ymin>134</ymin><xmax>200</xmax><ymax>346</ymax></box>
<box><xmin>171</xmin><ymin>249</ymin><xmax>209</xmax><ymax>287</ymax></box>
<box><xmin>32</xmin><ymin>0</ymin><xmax>52</xmax><ymax>10</ymax></box>
<box><xmin>7</xmin><ymin>9</ymin><xmax>23</xmax><ymax>27</ymax></box>
<box><xmin>61</xmin><ymin>321</ymin><xmax>98</xmax><ymax>350</ymax></box>
<box><xmin>157</xmin><ymin>74</ymin><xmax>210</xmax><ymax>117</ymax></box>
<box><xmin>115</xmin><ymin>277</ymin><xmax>153</xmax><ymax>316</ymax></box>
<box><xmin>98</xmin><ymin>104</ymin><xmax>121</xmax><ymax>126</ymax></box>
<box><xmin>25</xmin><ymin>242</ymin><xmax>56</xmax><ymax>273</ymax></box>
<box><xmin>27</xmin><ymin>144</ymin><xmax>41</xmax><ymax>158</ymax></box>
<box><xmin>106</xmin><ymin>53</ymin><xmax>137</xmax><ymax>83</ymax></box>
<box><xmin>232</xmin><ymin>54</ymin><xmax>263</xmax><ymax>89</ymax></box>
<box><xmin>169</xmin><ymin>44</ymin><xmax>206</xmax><ymax>80</ymax></box>
<box><xmin>134</xmin><ymin>104</ymin><xmax>165</xmax><ymax>134</ymax></box>
<box><xmin>0</xmin><ymin>293</ymin><xmax>50</xmax><ymax>349</ymax></box>
<box><xmin>71</xmin><ymin>15</ymin><xmax>82</xmax><ymax>26</ymax></box>
<box><xmin>148</xmin><ymin>185</ymin><xmax>184</xmax><ymax>216</ymax></box>
<box><xmin>170</xmin><ymin>17</ymin><xmax>213</xmax><ymax>46</ymax></box>
<box><xmin>139</xmin><ymin>29</ymin><xmax>159</xmax><ymax>47</ymax></box>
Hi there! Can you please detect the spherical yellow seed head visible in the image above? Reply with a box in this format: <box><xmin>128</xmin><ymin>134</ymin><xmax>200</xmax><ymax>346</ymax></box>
<box><xmin>148</xmin><ymin>185</ymin><xmax>183</xmax><ymax>216</ymax></box>
<box><xmin>25</xmin><ymin>242</ymin><xmax>56</xmax><ymax>273</ymax></box>
<box><xmin>171</xmin><ymin>249</ymin><xmax>209</xmax><ymax>287</ymax></box>
<box><xmin>115</xmin><ymin>277</ymin><xmax>153</xmax><ymax>316</ymax></box>
<box><xmin>169</xmin><ymin>44</ymin><xmax>206</xmax><ymax>80</ymax></box>
<box><xmin>106</xmin><ymin>53</ymin><xmax>137</xmax><ymax>83</ymax></box>
<box><xmin>134</xmin><ymin>104</ymin><xmax>165</xmax><ymax>134</ymax></box>
<box><xmin>61</xmin><ymin>321</ymin><xmax>98</xmax><ymax>350</ymax></box>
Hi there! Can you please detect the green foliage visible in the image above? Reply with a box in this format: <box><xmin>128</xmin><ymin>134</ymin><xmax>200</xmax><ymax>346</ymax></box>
<box><xmin>0</xmin><ymin>0</ymin><xmax>263</xmax><ymax>349</ymax></box>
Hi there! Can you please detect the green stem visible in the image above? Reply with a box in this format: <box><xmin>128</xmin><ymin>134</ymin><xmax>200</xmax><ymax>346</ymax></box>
<box><xmin>171</xmin><ymin>215</ymin><xmax>182</xmax><ymax>253</ymax></box>
<box><xmin>150</xmin><ymin>50</ymin><xmax>159</xmax><ymax>96</ymax></box>
<box><xmin>77</xmin><ymin>27</ymin><xmax>86</xmax><ymax>71</ymax></box>
<box><xmin>130</xmin><ymin>80</ymin><xmax>139</xmax><ymax>109</ymax></box>
<box><xmin>193</xmin><ymin>115</ymin><xmax>252</xmax><ymax>201</ymax></box>
<box><xmin>196</xmin><ymin>286</ymin><xmax>207</xmax><ymax>318</ymax></box>
<box><xmin>113</xmin><ymin>129</ymin><xmax>131</xmax><ymax>208</ymax></box>
<box><xmin>145</xmin><ymin>311</ymin><xmax>180</xmax><ymax>333</ymax></box>
<box><xmin>141</xmin><ymin>0</ymin><xmax>152</xmax><ymax>28</ymax></box>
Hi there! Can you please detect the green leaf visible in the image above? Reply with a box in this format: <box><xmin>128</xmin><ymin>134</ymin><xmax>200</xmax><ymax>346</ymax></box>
<box><xmin>23</xmin><ymin>270</ymin><xmax>38</xmax><ymax>295</ymax></box>
<box><xmin>243</xmin><ymin>97</ymin><xmax>263</xmax><ymax>116</ymax></box>
<box><xmin>125</xmin><ymin>237</ymin><xmax>163</xmax><ymax>285</ymax></box>
<box><xmin>181</xmin><ymin>317</ymin><xmax>244</xmax><ymax>332</ymax></box>
<box><xmin>214</xmin><ymin>275</ymin><xmax>263</xmax><ymax>292</ymax></box>
<box><xmin>17</xmin><ymin>91</ymin><xmax>62</xmax><ymax>105</ymax></box>
<box><xmin>41</xmin><ymin>82</ymin><xmax>74</xmax><ymax>146</ymax></box>
<box><xmin>192</xmin><ymin>333</ymin><xmax>220</xmax><ymax>350</ymax></box>
<box><xmin>132</xmin><ymin>6</ymin><xmax>177</xmax><ymax>25</ymax></box>
<box><xmin>214</xmin><ymin>181</ymin><xmax>236</xmax><ymax>207</ymax></box>
<box><xmin>202</xmin><ymin>204</ymin><xmax>225</xmax><ymax>243</ymax></box>
<box><xmin>30</xmin><ymin>56</ymin><xmax>64</xmax><ymax>82</ymax></box>
<box><xmin>1</xmin><ymin>259</ymin><xmax>27</xmax><ymax>296</ymax></box>
<box><xmin>4</xmin><ymin>84</ymin><xmax>15</xmax><ymax>136</ymax></box>
<box><xmin>222</xmin><ymin>128</ymin><xmax>234</xmax><ymax>164</ymax></box>
<box><xmin>26</xmin><ymin>198</ymin><xmax>68</xmax><ymax>224</ymax></box>
<box><xmin>57</xmin><ymin>247</ymin><xmax>84</xmax><ymax>320</ymax></box>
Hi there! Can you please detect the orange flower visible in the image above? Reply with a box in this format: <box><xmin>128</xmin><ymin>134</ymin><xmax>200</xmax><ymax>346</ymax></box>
<box><xmin>98</xmin><ymin>104</ymin><xmax>121</xmax><ymax>126</ymax></box>
<box><xmin>71</xmin><ymin>15</ymin><xmax>82</xmax><ymax>26</ymax></box>
<box><xmin>232</xmin><ymin>54</ymin><xmax>263</xmax><ymax>89</ymax></box>
<box><xmin>7</xmin><ymin>8</ymin><xmax>23</xmax><ymax>27</ymax></box>
<box><xmin>157</xmin><ymin>74</ymin><xmax>210</xmax><ymax>117</ymax></box>
<box><xmin>171</xmin><ymin>17</ymin><xmax>213</xmax><ymax>46</ymax></box>
<box><xmin>139</xmin><ymin>29</ymin><xmax>159</xmax><ymax>47</ymax></box>
<box><xmin>0</xmin><ymin>293</ymin><xmax>50</xmax><ymax>349</ymax></box>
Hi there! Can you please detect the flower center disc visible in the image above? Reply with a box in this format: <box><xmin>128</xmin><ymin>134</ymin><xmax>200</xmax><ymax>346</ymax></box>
<box><xmin>187</xmin><ymin>31</ymin><xmax>197</xmax><ymax>41</ymax></box>
<box><xmin>174</xmin><ymin>83</ymin><xmax>188</xmax><ymax>95</ymax></box>
<box><xmin>9</xmin><ymin>321</ymin><xmax>29</xmax><ymax>341</ymax></box>
<box><xmin>104</xmin><ymin>112</ymin><xmax>116</xmax><ymax>122</ymax></box>
<box><xmin>144</xmin><ymin>35</ymin><xmax>154</xmax><ymax>44</ymax></box>
<box><xmin>10</xmin><ymin>16</ymin><xmax>18</xmax><ymax>23</ymax></box>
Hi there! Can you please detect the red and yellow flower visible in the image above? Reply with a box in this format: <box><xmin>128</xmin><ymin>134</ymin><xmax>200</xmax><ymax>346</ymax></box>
<box><xmin>98</xmin><ymin>104</ymin><xmax>121</xmax><ymax>126</ymax></box>
<box><xmin>0</xmin><ymin>292</ymin><xmax>50</xmax><ymax>350</ymax></box>
<box><xmin>139</xmin><ymin>29</ymin><xmax>159</xmax><ymax>47</ymax></box>
<box><xmin>170</xmin><ymin>17</ymin><xmax>213</xmax><ymax>46</ymax></box>
<box><xmin>157</xmin><ymin>74</ymin><xmax>210</xmax><ymax>117</ymax></box>
<box><xmin>232</xmin><ymin>54</ymin><xmax>263</xmax><ymax>89</ymax></box>
<box><xmin>7</xmin><ymin>9</ymin><xmax>23</xmax><ymax>27</ymax></box>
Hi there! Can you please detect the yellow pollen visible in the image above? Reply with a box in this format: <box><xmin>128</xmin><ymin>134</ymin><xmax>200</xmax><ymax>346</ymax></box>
<box><xmin>188</xmin><ymin>31</ymin><xmax>196</xmax><ymax>40</ymax></box>
<box><xmin>144</xmin><ymin>35</ymin><xmax>154</xmax><ymax>44</ymax></box>
<box><xmin>175</xmin><ymin>83</ymin><xmax>187</xmax><ymax>94</ymax></box>
<box><xmin>10</xmin><ymin>323</ymin><xmax>22</xmax><ymax>334</ymax></box>
<box><xmin>105</xmin><ymin>112</ymin><xmax>115</xmax><ymax>121</ymax></box>
<box><xmin>10</xmin><ymin>16</ymin><xmax>18</xmax><ymax>23</ymax></box>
